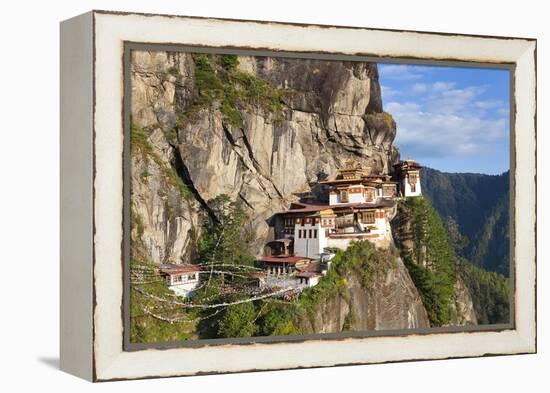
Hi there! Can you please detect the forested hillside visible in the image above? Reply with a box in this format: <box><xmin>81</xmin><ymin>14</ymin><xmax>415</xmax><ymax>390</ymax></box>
<box><xmin>392</xmin><ymin>197</ymin><xmax>510</xmax><ymax>325</ymax></box>
<box><xmin>457</xmin><ymin>259</ymin><xmax>510</xmax><ymax>325</ymax></box>
<box><xmin>421</xmin><ymin>167</ymin><xmax>510</xmax><ymax>276</ymax></box>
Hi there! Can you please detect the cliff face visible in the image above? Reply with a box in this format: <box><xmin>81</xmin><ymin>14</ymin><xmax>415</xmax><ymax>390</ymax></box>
<box><xmin>130</xmin><ymin>51</ymin><xmax>398</xmax><ymax>262</ymax></box>
<box><xmin>292</xmin><ymin>257</ymin><xmax>475</xmax><ymax>333</ymax></box>
<box><xmin>130</xmin><ymin>128</ymin><xmax>200</xmax><ymax>264</ymax></box>
<box><xmin>299</xmin><ymin>257</ymin><xmax>430</xmax><ymax>333</ymax></box>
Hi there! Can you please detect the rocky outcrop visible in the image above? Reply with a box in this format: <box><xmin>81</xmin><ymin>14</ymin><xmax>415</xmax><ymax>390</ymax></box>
<box><xmin>448</xmin><ymin>277</ymin><xmax>478</xmax><ymax>326</ymax></box>
<box><xmin>130</xmin><ymin>51</ymin><xmax>399</xmax><ymax>261</ymax></box>
<box><xmin>130</xmin><ymin>128</ymin><xmax>199</xmax><ymax>264</ymax></box>
<box><xmin>298</xmin><ymin>257</ymin><xmax>430</xmax><ymax>333</ymax></box>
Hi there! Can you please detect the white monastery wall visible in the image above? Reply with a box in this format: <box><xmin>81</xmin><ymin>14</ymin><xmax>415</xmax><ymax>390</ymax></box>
<box><xmin>294</xmin><ymin>222</ymin><xmax>327</xmax><ymax>259</ymax></box>
<box><xmin>402</xmin><ymin>176</ymin><xmax>422</xmax><ymax>197</ymax></box>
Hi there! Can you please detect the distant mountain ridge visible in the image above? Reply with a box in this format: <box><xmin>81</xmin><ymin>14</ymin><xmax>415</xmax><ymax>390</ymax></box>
<box><xmin>421</xmin><ymin>167</ymin><xmax>510</xmax><ymax>276</ymax></box>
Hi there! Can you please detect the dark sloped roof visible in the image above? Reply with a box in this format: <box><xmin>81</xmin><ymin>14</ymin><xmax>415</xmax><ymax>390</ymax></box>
<box><xmin>159</xmin><ymin>264</ymin><xmax>201</xmax><ymax>275</ymax></box>
<box><xmin>257</xmin><ymin>256</ymin><xmax>309</xmax><ymax>264</ymax></box>
<box><xmin>276</xmin><ymin>203</ymin><xmax>332</xmax><ymax>215</ymax></box>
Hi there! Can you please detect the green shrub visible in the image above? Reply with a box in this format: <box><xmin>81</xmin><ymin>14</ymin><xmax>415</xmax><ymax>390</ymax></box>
<box><xmin>220</xmin><ymin>54</ymin><xmax>239</xmax><ymax>70</ymax></box>
<box><xmin>218</xmin><ymin>300</ymin><xmax>258</xmax><ymax>338</ymax></box>
<box><xmin>134</xmin><ymin>212</ymin><xmax>144</xmax><ymax>238</ymax></box>
<box><xmin>261</xmin><ymin>307</ymin><xmax>298</xmax><ymax>336</ymax></box>
<box><xmin>130</xmin><ymin>122</ymin><xmax>153</xmax><ymax>156</ymax></box>
<box><xmin>130</xmin><ymin>122</ymin><xmax>191</xmax><ymax>199</ymax></box>
<box><xmin>167</xmin><ymin>66</ymin><xmax>179</xmax><ymax>76</ymax></box>
<box><xmin>177</xmin><ymin>54</ymin><xmax>291</xmax><ymax>128</ymax></box>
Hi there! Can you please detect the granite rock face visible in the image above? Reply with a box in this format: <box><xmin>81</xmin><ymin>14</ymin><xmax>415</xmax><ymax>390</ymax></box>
<box><xmin>298</xmin><ymin>258</ymin><xmax>430</xmax><ymax>333</ymax></box>
<box><xmin>448</xmin><ymin>277</ymin><xmax>478</xmax><ymax>326</ymax></box>
<box><xmin>130</xmin><ymin>128</ymin><xmax>200</xmax><ymax>264</ymax></box>
<box><xmin>130</xmin><ymin>51</ymin><xmax>398</xmax><ymax>261</ymax></box>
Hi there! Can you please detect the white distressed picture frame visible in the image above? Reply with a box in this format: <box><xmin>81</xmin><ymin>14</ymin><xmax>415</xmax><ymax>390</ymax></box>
<box><xmin>60</xmin><ymin>10</ymin><xmax>536</xmax><ymax>381</ymax></box>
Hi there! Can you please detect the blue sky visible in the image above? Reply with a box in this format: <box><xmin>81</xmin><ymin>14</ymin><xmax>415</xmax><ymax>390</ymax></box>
<box><xmin>378</xmin><ymin>63</ymin><xmax>510</xmax><ymax>175</ymax></box>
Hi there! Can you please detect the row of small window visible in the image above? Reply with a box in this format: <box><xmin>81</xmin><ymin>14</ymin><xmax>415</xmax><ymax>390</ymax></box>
<box><xmin>337</xmin><ymin>187</ymin><xmax>396</xmax><ymax>202</ymax></box>
<box><xmin>285</xmin><ymin>213</ymin><xmax>378</xmax><ymax>227</ymax></box>
<box><xmin>171</xmin><ymin>273</ymin><xmax>197</xmax><ymax>283</ymax></box>
<box><xmin>285</xmin><ymin>217</ymin><xmax>317</xmax><ymax>226</ymax></box>
<box><xmin>297</xmin><ymin>229</ymin><xmax>318</xmax><ymax>239</ymax></box>
<box><xmin>361</xmin><ymin>211</ymin><xmax>376</xmax><ymax>223</ymax></box>
<box><xmin>338</xmin><ymin>189</ymin><xmax>378</xmax><ymax>202</ymax></box>
<box><xmin>285</xmin><ymin>218</ymin><xmax>334</xmax><ymax>227</ymax></box>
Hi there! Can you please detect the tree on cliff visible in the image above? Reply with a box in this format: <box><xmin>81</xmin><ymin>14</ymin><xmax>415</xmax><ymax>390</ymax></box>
<box><xmin>218</xmin><ymin>300</ymin><xmax>258</xmax><ymax>338</ymax></box>
<box><xmin>199</xmin><ymin>194</ymin><xmax>256</xmax><ymax>272</ymax></box>
<box><xmin>398</xmin><ymin>197</ymin><xmax>457</xmax><ymax>326</ymax></box>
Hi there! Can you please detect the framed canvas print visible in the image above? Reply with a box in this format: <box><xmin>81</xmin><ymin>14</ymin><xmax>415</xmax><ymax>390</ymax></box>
<box><xmin>60</xmin><ymin>10</ymin><xmax>537</xmax><ymax>381</ymax></box>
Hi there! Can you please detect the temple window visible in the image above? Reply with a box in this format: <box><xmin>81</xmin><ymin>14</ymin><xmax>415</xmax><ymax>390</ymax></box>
<box><xmin>362</xmin><ymin>211</ymin><xmax>376</xmax><ymax>224</ymax></box>
<box><xmin>366</xmin><ymin>189</ymin><xmax>374</xmax><ymax>201</ymax></box>
<box><xmin>383</xmin><ymin>186</ymin><xmax>395</xmax><ymax>196</ymax></box>
<box><xmin>340</xmin><ymin>189</ymin><xmax>349</xmax><ymax>202</ymax></box>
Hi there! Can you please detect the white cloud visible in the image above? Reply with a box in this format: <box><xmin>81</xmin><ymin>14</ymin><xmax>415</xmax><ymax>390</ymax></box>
<box><xmin>389</xmin><ymin>101</ymin><xmax>507</xmax><ymax>158</ymax></box>
<box><xmin>474</xmin><ymin>100</ymin><xmax>504</xmax><ymax>109</ymax></box>
<box><xmin>386</xmin><ymin>101</ymin><xmax>421</xmax><ymax>114</ymax></box>
<box><xmin>412</xmin><ymin>83</ymin><xmax>427</xmax><ymax>93</ymax></box>
<box><xmin>432</xmin><ymin>81</ymin><xmax>456</xmax><ymax>91</ymax></box>
<box><xmin>380</xmin><ymin>84</ymin><xmax>400</xmax><ymax>99</ymax></box>
<box><xmin>378</xmin><ymin>64</ymin><xmax>425</xmax><ymax>80</ymax></box>
<box><xmin>427</xmin><ymin>85</ymin><xmax>486</xmax><ymax>115</ymax></box>
<box><xmin>380</xmin><ymin>68</ymin><xmax>509</xmax><ymax>162</ymax></box>
<box><xmin>378</xmin><ymin>65</ymin><xmax>510</xmax><ymax>172</ymax></box>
